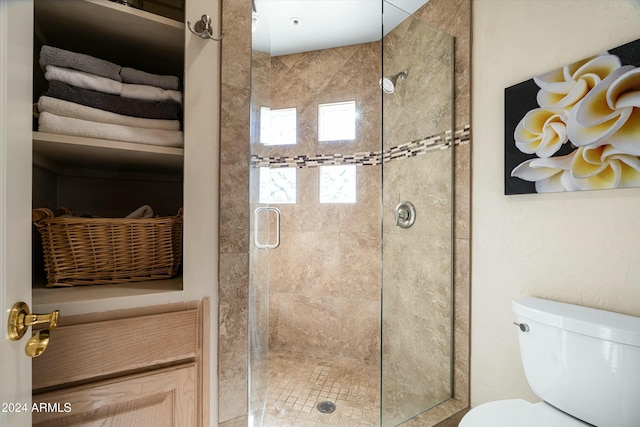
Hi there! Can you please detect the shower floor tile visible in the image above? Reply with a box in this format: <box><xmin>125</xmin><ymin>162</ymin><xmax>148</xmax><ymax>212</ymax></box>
<box><xmin>262</xmin><ymin>349</ymin><xmax>380</xmax><ymax>427</ymax></box>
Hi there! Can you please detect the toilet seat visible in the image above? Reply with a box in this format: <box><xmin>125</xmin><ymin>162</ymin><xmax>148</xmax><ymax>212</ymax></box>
<box><xmin>459</xmin><ymin>399</ymin><xmax>589</xmax><ymax>427</ymax></box>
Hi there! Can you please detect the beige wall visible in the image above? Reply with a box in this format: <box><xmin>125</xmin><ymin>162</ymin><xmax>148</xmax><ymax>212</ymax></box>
<box><xmin>471</xmin><ymin>0</ymin><xmax>640</xmax><ymax>407</ymax></box>
<box><xmin>257</xmin><ymin>43</ymin><xmax>382</xmax><ymax>362</ymax></box>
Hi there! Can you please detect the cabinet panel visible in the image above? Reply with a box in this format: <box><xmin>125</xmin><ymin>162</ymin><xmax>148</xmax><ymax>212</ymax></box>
<box><xmin>32</xmin><ymin>364</ymin><xmax>197</xmax><ymax>427</ymax></box>
<box><xmin>33</xmin><ymin>309</ymin><xmax>199</xmax><ymax>390</ymax></box>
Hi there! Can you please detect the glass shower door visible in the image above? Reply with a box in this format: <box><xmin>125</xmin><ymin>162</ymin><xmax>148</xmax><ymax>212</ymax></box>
<box><xmin>248</xmin><ymin>47</ymin><xmax>273</xmax><ymax>427</ymax></box>
<box><xmin>380</xmin><ymin>1</ymin><xmax>455</xmax><ymax>426</ymax></box>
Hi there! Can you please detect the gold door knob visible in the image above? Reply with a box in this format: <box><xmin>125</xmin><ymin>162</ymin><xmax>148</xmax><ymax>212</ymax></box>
<box><xmin>7</xmin><ymin>302</ymin><xmax>60</xmax><ymax>357</ymax></box>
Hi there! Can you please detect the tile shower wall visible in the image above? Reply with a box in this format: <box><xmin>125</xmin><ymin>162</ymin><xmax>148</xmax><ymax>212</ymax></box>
<box><xmin>268</xmin><ymin>166</ymin><xmax>382</xmax><ymax>360</ymax></box>
<box><xmin>254</xmin><ymin>42</ymin><xmax>382</xmax><ymax>159</ymax></box>
<box><xmin>381</xmin><ymin>5</ymin><xmax>454</xmax><ymax>424</ymax></box>
<box><xmin>220</xmin><ymin>0</ymin><xmax>252</xmax><ymax>425</ymax></box>
<box><xmin>396</xmin><ymin>1</ymin><xmax>472</xmax><ymax>426</ymax></box>
<box><xmin>255</xmin><ymin>43</ymin><xmax>383</xmax><ymax>362</ymax></box>
<box><xmin>218</xmin><ymin>0</ymin><xmax>471</xmax><ymax>425</ymax></box>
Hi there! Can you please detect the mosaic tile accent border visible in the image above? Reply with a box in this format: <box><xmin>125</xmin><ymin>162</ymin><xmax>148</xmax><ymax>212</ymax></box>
<box><xmin>251</xmin><ymin>152</ymin><xmax>380</xmax><ymax>168</ymax></box>
<box><xmin>250</xmin><ymin>125</ymin><xmax>470</xmax><ymax>168</ymax></box>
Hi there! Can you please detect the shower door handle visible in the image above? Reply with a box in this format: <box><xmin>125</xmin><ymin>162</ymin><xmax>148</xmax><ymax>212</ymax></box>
<box><xmin>254</xmin><ymin>207</ymin><xmax>281</xmax><ymax>250</ymax></box>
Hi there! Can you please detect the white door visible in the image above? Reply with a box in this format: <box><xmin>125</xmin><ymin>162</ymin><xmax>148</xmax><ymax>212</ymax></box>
<box><xmin>0</xmin><ymin>1</ymin><xmax>34</xmax><ymax>426</ymax></box>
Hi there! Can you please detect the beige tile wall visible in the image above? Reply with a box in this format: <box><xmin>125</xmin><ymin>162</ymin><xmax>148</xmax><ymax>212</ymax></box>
<box><xmin>254</xmin><ymin>43</ymin><xmax>383</xmax><ymax>362</ymax></box>
<box><xmin>397</xmin><ymin>0</ymin><xmax>471</xmax><ymax>425</ymax></box>
<box><xmin>267</xmin><ymin>168</ymin><xmax>382</xmax><ymax>361</ymax></box>
<box><xmin>218</xmin><ymin>0</ymin><xmax>471</xmax><ymax>425</ymax></box>
<box><xmin>380</xmin><ymin>6</ymin><xmax>457</xmax><ymax>422</ymax></box>
<box><xmin>256</xmin><ymin>42</ymin><xmax>382</xmax><ymax>158</ymax></box>
<box><xmin>382</xmin><ymin>15</ymin><xmax>453</xmax><ymax>150</ymax></box>
<box><xmin>219</xmin><ymin>0</ymin><xmax>251</xmax><ymax>424</ymax></box>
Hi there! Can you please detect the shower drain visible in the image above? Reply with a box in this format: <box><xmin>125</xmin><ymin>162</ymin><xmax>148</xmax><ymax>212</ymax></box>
<box><xmin>316</xmin><ymin>401</ymin><xmax>336</xmax><ymax>414</ymax></box>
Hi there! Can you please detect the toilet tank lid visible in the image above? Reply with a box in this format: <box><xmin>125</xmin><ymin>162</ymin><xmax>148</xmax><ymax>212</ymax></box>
<box><xmin>513</xmin><ymin>297</ymin><xmax>640</xmax><ymax>346</ymax></box>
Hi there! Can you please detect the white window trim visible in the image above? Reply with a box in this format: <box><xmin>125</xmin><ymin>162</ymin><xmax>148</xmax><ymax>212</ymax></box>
<box><xmin>260</xmin><ymin>107</ymin><xmax>297</xmax><ymax>146</ymax></box>
<box><xmin>318</xmin><ymin>101</ymin><xmax>356</xmax><ymax>142</ymax></box>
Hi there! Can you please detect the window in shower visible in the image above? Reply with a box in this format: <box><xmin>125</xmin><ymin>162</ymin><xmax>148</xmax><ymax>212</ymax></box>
<box><xmin>318</xmin><ymin>101</ymin><xmax>356</xmax><ymax>141</ymax></box>
<box><xmin>319</xmin><ymin>164</ymin><xmax>356</xmax><ymax>203</ymax></box>
<box><xmin>260</xmin><ymin>107</ymin><xmax>297</xmax><ymax>145</ymax></box>
<box><xmin>259</xmin><ymin>167</ymin><xmax>297</xmax><ymax>204</ymax></box>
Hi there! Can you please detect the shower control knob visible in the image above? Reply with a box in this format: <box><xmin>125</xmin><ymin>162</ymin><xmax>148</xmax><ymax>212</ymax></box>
<box><xmin>394</xmin><ymin>201</ymin><xmax>416</xmax><ymax>228</ymax></box>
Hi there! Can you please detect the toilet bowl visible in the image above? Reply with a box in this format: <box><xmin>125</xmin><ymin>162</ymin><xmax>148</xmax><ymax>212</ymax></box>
<box><xmin>459</xmin><ymin>399</ymin><xmax>588</xmax><ymax>427</ymax></box>
<box><xmin>459</xmin><ymin>297</ymin><xmax>640</xmax><ymax>427</ymax></box>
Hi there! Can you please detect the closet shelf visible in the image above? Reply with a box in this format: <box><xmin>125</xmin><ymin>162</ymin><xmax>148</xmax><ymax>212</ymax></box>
<box><xmin>33</xmin><ymin>131</ymin><xmax>184</xmax><ymax>174</ymax></box>
<box><xmin>32</xmin><ymin>276</ymin><xmax>184</xmax><ymax>312</ymax></box>
<box><xmin>35</xmin><ymin>0</ymin><xmax>184</xmax><ymax>77</ymax></box>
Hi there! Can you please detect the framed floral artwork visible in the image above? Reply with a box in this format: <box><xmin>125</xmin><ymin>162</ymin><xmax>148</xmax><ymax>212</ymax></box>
<box><xmin>504</xmin><ymin>38</ymin><xmax>640</xmax><ymax>195</ymax></box>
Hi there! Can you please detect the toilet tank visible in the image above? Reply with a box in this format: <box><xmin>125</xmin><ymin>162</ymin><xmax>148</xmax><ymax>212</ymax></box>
<box><xmin>513</xmin><ymin>297</ymin><xmax>640</xmax><ymax>427</ymax></box>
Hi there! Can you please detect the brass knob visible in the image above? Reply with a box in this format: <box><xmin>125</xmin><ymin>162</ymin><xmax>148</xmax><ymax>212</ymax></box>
<box><xmin>7</xmin><ymin>302</ymin><xmax>60</xmax><ymax>357</ymax></box>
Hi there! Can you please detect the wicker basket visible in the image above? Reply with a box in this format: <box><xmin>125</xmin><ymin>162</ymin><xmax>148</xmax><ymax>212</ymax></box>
<box><xmin>33</xmin><ymin>208</ymin><xmax>183</xmax><ymax>287</ymax></box>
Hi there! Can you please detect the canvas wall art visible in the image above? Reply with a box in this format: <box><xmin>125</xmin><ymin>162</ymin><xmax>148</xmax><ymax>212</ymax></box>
<box><xmin>504</xmin><ymin>38</ymin><xmax>640</xmax><ymax>195</ymax></box>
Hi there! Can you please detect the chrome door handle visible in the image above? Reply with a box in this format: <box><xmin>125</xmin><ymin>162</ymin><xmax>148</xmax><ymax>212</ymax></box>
<box><xmin>254</xmin><ymin>207</ymin><xmax>281</xmax><ymax>250</ymax></box>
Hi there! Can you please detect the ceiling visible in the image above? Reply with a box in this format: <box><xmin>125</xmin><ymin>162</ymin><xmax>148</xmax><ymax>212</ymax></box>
<box><xmin>252</xmin><ymin>0</ymin><xmax>429</xmax><ymax>56</ymax></box>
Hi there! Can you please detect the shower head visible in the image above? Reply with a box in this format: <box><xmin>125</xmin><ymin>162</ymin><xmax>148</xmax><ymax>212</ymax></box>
<box><xmin>379</xmin><ymin>70</ymin><xmax>408</xmax><ymax>94</ymax></box>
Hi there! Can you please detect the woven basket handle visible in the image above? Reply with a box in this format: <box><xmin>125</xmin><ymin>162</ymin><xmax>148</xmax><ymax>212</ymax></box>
<box><xmin>32</xmin><ymin>208</ymin><xmax>54</xmax><ymax>226</ymax></box>
<box><xmin>177</xmin><ymin>207</ymin><xmax>184</xmax><ymax>218</ymax></box>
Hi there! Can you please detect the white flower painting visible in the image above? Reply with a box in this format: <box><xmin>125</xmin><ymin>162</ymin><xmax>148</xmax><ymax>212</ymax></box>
<box><xmin>504</xmin><ymin>39</ymin><xmax>640</xmax><ymax>194</ymax></box>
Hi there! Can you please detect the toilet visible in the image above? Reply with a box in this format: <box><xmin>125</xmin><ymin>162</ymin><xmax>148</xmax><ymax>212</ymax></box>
<box><xmin>460</xmin><ymin>297</ymin><xmax>640</xmax><ymax>427</ymax></box>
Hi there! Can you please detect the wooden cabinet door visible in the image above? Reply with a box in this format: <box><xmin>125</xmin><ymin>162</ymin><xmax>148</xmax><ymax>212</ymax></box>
<box><xmin>32</xmin><ymin>364</ymin><xmax>198</xmax><ymax>427</ymax></box>
<box><xmin>31</xmin><ymin>302</ymin><xmax>205</xmax><ymax>427</ymax></box>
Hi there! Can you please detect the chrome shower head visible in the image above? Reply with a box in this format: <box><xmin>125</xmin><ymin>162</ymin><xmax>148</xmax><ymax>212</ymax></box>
<box><xmin>379</xmin><ymin>70</ymin><xmax>408</xmax><ymax>94</ymax></box>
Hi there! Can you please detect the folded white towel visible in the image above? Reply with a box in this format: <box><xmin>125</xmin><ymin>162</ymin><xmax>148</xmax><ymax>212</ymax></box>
<box><xmin>45</xmin><ymin>65</ymin><xmax>122</xmax><ymax>95</ymax></box>
<box><xmin>38</xmin><ymin>112</ymin><xmax>184</xmax><ymax>148</ymax></box>
<box><xmin>38</xmin><ymin>96</ymin><xmax>181</xmax><ymax>131</ymax></box>
<box><xmin>121</xmin><ymin>84</ymin><xmax>182</xmax><ymax>104</ymax></box>
<box><xmin>125</xmin><ymin>205</ymin><xmax>154</xmax><ymax>219</ymax></box>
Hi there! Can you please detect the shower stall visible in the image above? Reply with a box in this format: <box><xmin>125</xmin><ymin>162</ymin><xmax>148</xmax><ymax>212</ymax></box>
<box><xmin>248</xmin><ymin>1</ymin><xmax>454</xmax><ymax>426</ymax></box>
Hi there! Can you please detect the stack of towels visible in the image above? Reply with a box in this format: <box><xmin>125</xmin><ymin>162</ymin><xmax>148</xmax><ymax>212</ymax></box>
<box><xmin>36</xmin><ymin>45</ymin><xmax>183</xmax><ymax>148</ymax></box>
